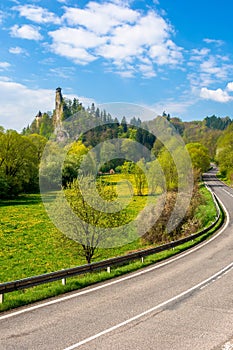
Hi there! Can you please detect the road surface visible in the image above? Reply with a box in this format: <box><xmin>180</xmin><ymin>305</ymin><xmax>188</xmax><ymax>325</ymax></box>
<box><xmin>1</xmin><ymin>168</ymin><xmax>233</xmax><ymax>349</ymax></box>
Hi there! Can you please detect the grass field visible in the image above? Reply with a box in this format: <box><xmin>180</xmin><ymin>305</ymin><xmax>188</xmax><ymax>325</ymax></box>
<box><xmin>0</xmin><ymin>182</ymin><xmax>218</xmax><ymax>311</ymax></box>
<box><xmin>0</xmin><ymin>192</ymin><xmax>149</xmax><ymax>283</ymax></box>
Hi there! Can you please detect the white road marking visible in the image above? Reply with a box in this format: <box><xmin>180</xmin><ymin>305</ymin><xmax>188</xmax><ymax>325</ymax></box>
<box><xmin>0</xmin><ymin>187</ymin><xmax>230</xmax><ymax>322</ymax></box>
<box><xmin>222</xmin><ymin>188</ymin><xmax>233</xmax><ymax>198</ymax></box>
<box><xmin>63</xmin><ymin>261</ymin><xmax>233</xmax><ymax>350</ymax></box>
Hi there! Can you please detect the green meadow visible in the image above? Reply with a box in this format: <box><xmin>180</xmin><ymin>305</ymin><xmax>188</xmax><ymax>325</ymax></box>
<box><xmin>0</xmin><ymin>182</ymin><xmax>218</xmax><ymax>311</ymax></box>
<box><xmin>0</xmin><ymin>190</ymin><xmax>149</xmax><ymax>283</ymax></box>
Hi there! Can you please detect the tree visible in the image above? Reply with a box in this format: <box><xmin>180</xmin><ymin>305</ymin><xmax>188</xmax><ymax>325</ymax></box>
<box><xmin>39</xmin><ymin>113</ymin><xmax>53</xmax><ymax>138</ymax></box>
<box><xmin>39</xmin><ymin>141</ymin><xmax>64</xmax><ymax>190</ymax></box>
<box><xmin>0</xmin><ymin>130</ymin><xmax>37</xmax><ymax>195</ymax></box>
<box><xmin>62</xmin><ymin>141</ymin><xmax>92</xmax><ymax>185</ymax></box>
<box><xmin>133</xmin><ymin>159</ymin><xmax>147</xmax><ymax>196</ymax></box>
<box><xmin>186</xmin><ymin>143</ymin><xmax>210</xmax><ymax>174</ymax></box>
<box><xmin>120</xmin><ymin>116</ymin><xmax>128</xmax><ymax>133</ymax></box>
<box><xmin>54</xmin><ymin>176</ymin><xmax>126</xmax><ymax>263</ymax></box>
<box><xmin>27</xmin><ymin>134</ymin><xmax>47</xmax><ymax>162</ymax></box>
<box><xmin>157</xmin><ymin>147</ymin><xmax>178</xmax><ymax>191</ymax></box>
<box><xmin>148</xmin><ymin>159</ymin><xmax>165</xmax><ymax>195</ymax></box>
<box><xmin>121</xmin><ymin>159</ymin><xmax>147</xmax><ymax>196</ymax></box>
<box><xmin>216</xmin><ymin>124</ymin><xmax>233</xmax><ymax>181</ymax></box>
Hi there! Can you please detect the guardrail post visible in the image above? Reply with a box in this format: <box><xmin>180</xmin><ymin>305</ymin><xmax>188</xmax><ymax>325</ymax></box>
<box><xmin>62</xmin><ymin>278</ymin><xmax>66</xmax><ymax>286</ymax></box>
<box><xmin>107</xmin><ymin>266</ymin><xmax>111</xmax><ymax>273</ymax></box>
<box><xmin>0</xmin><ymin>293</ymin><xmax>4</xmax><ymax>303</ymax></box>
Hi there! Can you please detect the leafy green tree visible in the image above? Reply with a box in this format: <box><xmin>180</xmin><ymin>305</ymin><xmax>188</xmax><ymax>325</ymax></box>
<box><xmin>54</xmin><ymin>176</ymin><xmax>126</xmax><ymax>263</ymax></box>
<box><xmin>133</xmin><ymin>159</ymin><xmax>147</xmax><ymax>196</ymax></box>
<box><xmin>121</xmin><ymin>159</ymin><xmax>147</xmax><ymax>196</ymax></box>
<box><xmin>62</xmin><ymin>141</ymin><xmax>90</xmax><ymax>185</ymax></box>
<box><xmin>39</xmin><ymin>113</ymin><xmax>53</xmax><ymax>138</ymax></box>
<box><xmin>27</xmin><ymin>134</ymin><xmax>47</xmax><ymax>162</ymax></box>
<box><xmin>157</xmin><ymin>148</ymin><xmax>178</xmax><ymax>191</ymax></box>
<box><xmin>148</xmin><ymin>159</ymin><xmax>165</xmax><ymax>194</ymax></box>
<box><xmin>39</xmin><ymin>141</ymin><xmax>64</xmax><ymax>190</ymax></box>
<box><xmin>204</xmin><ymin>115</ymin><xmax>231</xmax><ymax>130</ymax></box>
<box><xmin>121</xmin><ymin>116</ymin><xmax>128</xmax><ymax>133</ymax></box>
<box><xmin>186</xmin><ymin>143</ymin><xmax>210</xmax><ymax>174</ymax></box>
<box><xmin>216</xmin><ymin>124</ymin><xmax>233</xmax><ymax>181</ymax></box>
<box><xmin>0</xmin><ymin>130</ymin><xmax>37</xmax><ymax>195</ymax></box>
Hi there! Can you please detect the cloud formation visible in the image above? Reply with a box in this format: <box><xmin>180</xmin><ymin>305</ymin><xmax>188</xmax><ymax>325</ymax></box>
<box><xmin>200</xmin><ymin>87</ymin><xmax>233</xmax><ymax>103</ymax></box>
<box><xmin>203</xmin><ymin>38</ymin><xmax>224</xmax><ymax>46</ymax></box>
<box><xmin>227</xmin><ymin>82</ymin><xmax>233</xmax><ymax>91</ymax></box>
<box><xmin>12</xmin><ymin>1</ymin><xmax>183</xmax><ymax>77</ymax></box>
<box><xmin>10</xmin><ymin>24</ymin><xmax>42</xmax><ymax>40</ymax></box>
<box><xmin>9</xmin><ymin>46</ymin><xmax>28</xmax><ymax>55</ymax></box>
<box><xmin>0</xmin><ymin>62</ymin><xmax>11</xmax><ymax>70</ymax></box>
<box><xmin>14</xmin><ymin>5</ymin><xmax>61</xmax><ymax>24</ymax></box>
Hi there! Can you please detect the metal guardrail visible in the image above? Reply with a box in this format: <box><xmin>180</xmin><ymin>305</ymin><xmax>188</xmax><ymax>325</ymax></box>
<box><xmin>0</xmin><ymin>189</ymin><xmax>223</xmax><ymax>303</ymax></box>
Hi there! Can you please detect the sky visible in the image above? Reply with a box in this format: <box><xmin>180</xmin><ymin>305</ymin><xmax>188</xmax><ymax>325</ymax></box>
<box><xmin>1</xmin><ymin>0</ymin><xmax>233</xmax><ymax>130</ymax></box>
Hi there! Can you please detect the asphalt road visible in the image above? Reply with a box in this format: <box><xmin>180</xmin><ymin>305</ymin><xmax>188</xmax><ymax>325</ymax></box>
<box><xmin>1</xmin><ymin>168</ymin><xmax>233</xmax><ymax>350</ymax></box>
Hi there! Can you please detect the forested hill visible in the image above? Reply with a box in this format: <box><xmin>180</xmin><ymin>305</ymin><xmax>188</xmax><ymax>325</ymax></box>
<box><xmin>21</xmin><ymin>94</ymin><xmax>233</xmax><ymax>185</ymax></box>
<box><xmin>1</xmin><ymin>92</ymin><xmax>233</xmax><ymax>197</ymax></box>
<box><xmin>22</xmin><ymin>94</ymin><xmax>231</xmax><ymax>139</ymax></box>
<box><xmin>21</xmin><ymin>95</ymin><xmax>232</xmax><ymax>159</ymax></box>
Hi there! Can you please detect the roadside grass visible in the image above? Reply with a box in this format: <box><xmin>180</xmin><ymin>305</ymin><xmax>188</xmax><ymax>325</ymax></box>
<box><xmin>195</xmin><ymin>184</ymin><xmax>218</xmax><ymax>228</ymax></box>
<box><xmin>0</xmin><ymin>185</ymin><xmax>219</xmax><ymax>312</ymax></box>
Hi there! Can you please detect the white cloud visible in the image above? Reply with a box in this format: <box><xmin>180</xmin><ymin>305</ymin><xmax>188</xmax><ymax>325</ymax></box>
<box><xmin>63</xmin><ymin>2</ymin><xmax>138</xmax><ymax>34</ymax></box>
<box><xmin>10</xmin><ymin>24</ymin><xmax>42</xmax><ymax>40</ymax></box>
<box><xmin>0</xmin><ymin>80</ymin><xmax>54</xmax><ymax>130</ymax></box>
<box><xmin>0</xmin><ymin>62</ymin><xmax>11</xmax><ymax>71</ymax></box>
<box><xmin>190</xmin><ymin>48</ymin><xmax>210</xmax><ymax>61</ymax></box>
<box><xmin>200</xmin><ymin>57</ymin><xmax>224</xmax><ymax>77</ymax></box>
<box><xmin>203</xmin><ymin>38</ymin><xmax>224</xmax><ymax>46</ymax></box>
<box><xmin>149</xmin><ymin>40</ymin><xmax>183</xmax><ymax>66</ymax></box>
<box><xmin>116</xmin><ymin>69</ymin><xmax>135</xmax><ymax>78</ymax></box>
<box><xmin>200</xmin><ymin>56</ymin><xmax>233</xmax><ymax>84</ymax></box>
<box><xmin>137</xmin><ymin>63</ymin><xmax>156</xmax><ymax>78</ymax></box>
<box><xmin>49</xmin><ymin>27</ymin><xmax>105</xmax><ymax>64</ymax></box>
<box><xmin>9</xmin><ymin>46</ymin><xmax>28</xmax><ymax>55</ymax></box>
<box><xmin>200</xmin><ymin>87</ymin><xmax>233</xmax><ymax>103</ymax></box>
<box><xmin>14</xmin><ymin>5</ymin><xmax>61</xmax><ymax>24</ymax></box>
<box><xmin>227</xmin><ymin>82</ymin><xmax>233</xmax><ymax>91</ymax></box>
<box><xmin>49</xmin><ymin>66</ymin><xmax>76</xmax><ymax>79</ymax></box>
<box><xmin>48</xmin><ymin>3</ymin><xmax>183</xmax><ymax>77</ymax></box>
<box><xmin>0</xmin><ymin>10</ymin><xmax>4</xmax><ymax>24</ymax></box>
<box><xmin>188</xmin><ymin>51</ymin><xmax>233</xmax><ymax>90</ymax></box>
<box><xmin>49</xmin><ymin>27</ymin><xmax>106</xmax><ymax>49</ymax></box>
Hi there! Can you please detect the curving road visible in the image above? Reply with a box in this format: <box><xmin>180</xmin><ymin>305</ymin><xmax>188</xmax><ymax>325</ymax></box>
<box><xmin>1</xmin><ymin>168</ymin><xmax>233</xmax><ymax>350</ymax></box>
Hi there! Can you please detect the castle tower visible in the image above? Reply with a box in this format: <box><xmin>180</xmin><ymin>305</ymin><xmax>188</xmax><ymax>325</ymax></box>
<box><xmin>35</xmin><ymin>110</ymin><xmax>42</xmax><ymax>129</ymax></box>
<box><xmin>55</xmin><ymin>87</ymin><xmax>63</xmax><ymax>127</ymax></box>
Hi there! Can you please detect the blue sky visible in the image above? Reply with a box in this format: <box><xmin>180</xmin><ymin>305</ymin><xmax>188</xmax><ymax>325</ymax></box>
<box><xmin>1</xmin><ymin>0</ymin><xmax>233</xmax><ymax>130</ymax></box>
